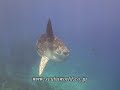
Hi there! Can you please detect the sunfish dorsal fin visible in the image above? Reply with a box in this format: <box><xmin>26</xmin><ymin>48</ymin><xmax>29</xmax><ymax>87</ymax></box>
<box><xmin>39</xmin><ymin>56</ymin><xmax>49</xmax><ymax>76</ymax></box>
<box><xmin>46</xmin><ymin>19</ymin><xmax>54</xmax><ymax>41</ymax></box>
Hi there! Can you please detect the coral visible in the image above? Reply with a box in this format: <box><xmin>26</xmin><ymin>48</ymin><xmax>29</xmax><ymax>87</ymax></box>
<box><xmin>0</xmin><ymin>74</ymin><xmax>54</xmax><ymax>90</ymax></box>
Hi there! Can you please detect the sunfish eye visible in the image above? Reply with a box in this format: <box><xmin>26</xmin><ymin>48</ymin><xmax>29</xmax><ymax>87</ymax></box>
<box><xmin>63</xmin><ymin>51</ymin><xmax>69</xmax><ymax>56</ymax></box>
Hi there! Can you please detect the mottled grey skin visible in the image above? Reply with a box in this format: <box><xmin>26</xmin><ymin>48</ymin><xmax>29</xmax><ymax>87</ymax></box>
<box><xmin>37</xmin><ymin>19</ymin><xmax>69</xmax><ymax>62</ymax></box>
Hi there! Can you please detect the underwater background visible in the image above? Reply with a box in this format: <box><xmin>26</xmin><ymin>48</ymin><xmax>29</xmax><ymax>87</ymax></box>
<box><xmin>0</xmin><ymin>0</ymin><xmax>120</xmax><ymax>90</ymax></box>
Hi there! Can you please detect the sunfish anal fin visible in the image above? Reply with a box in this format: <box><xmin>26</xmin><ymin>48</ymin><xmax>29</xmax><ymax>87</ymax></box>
<box><xmin>39</xmin><ymin>56</ymin><xmax>49</xmax><ymax>76</ymax></box>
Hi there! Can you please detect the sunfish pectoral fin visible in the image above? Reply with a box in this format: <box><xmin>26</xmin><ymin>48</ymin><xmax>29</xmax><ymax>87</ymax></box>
<box><xmin>39</xmin><ymin>56</ymin><xmax>49</xmax><ymax>76</ymax></box>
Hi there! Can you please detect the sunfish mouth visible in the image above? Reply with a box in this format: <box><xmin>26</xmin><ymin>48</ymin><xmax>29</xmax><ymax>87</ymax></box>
<box><xmin>37</xmin><ymin>19</ymin><xmax>70</xmax><ymax>76</ymax></box>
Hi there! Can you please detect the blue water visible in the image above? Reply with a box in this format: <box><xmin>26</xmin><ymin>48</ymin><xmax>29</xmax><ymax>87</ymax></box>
<box><xmin>0</xmin><ymin>0</ymin><xmax>120</xmax><ymax>90</ymax></box>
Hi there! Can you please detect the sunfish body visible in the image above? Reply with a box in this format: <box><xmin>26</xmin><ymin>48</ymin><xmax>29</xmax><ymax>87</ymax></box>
<box><xmin>36</xmin><ymin>19</ymin><xmax>70</xmax><ymax>76</ymax></box>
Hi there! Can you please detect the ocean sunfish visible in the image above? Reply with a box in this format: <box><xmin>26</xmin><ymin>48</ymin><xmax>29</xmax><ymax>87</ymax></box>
<box><xmin>36</xmin><ymin>19</ymin><xmax>70</xmax><ymax>76</ymax></box>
